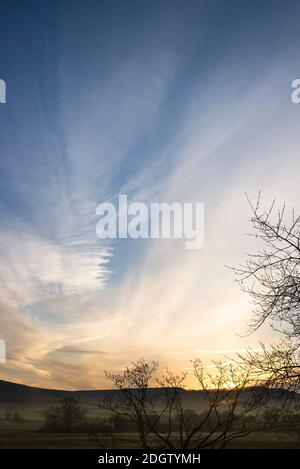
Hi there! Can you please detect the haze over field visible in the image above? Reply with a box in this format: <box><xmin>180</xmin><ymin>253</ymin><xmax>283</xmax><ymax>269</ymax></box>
<box><xmin>1</xmin><ymin>0</ymin><xmax>300</xmax><ymax>390</ymax></box>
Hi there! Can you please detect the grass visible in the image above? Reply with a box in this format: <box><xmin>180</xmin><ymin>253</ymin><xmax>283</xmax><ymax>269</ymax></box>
<box><xmin>0</xmin><ymin>404</ymin><xmax>299</xmax><ymax>449</ymax></box>
<box><xmin>0</xmin><ymin>426</ymin><xmax>298</xmax><ymax>449</ymax></box>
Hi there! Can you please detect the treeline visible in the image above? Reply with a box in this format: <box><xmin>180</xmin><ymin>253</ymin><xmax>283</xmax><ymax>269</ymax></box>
<box><xmin>40</xmin><ymin>397</ymin><xmax>300</xmax><ymax>436</ymax></box>
<box><xmin>2</xmin><ymin>410</ymin><xmax>26</xmax><ymax>422</ymax></box>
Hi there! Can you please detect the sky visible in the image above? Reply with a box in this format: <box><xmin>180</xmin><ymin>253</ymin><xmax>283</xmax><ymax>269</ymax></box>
<box><xmin>0</xmin><ymin>0</ymin><xmax>300</xmax><ymax>389</ymax></box>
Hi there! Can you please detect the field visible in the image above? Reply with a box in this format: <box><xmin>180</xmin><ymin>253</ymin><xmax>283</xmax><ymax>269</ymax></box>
<box><xmin>1</xmin><ymin>380</ymin><xmax>300</xmax><ymax>449</ymax></box>
<box><xmin>0</xmin><ymin>430</ymin><xmax>298</xmax><ymax>449</ymax></box>
<box><xmin>0</xmin><ymin>419</ymin><xmax>298</xmax><ymax>449</ymax></box>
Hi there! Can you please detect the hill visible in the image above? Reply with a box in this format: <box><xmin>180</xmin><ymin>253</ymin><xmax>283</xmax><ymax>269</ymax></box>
<box><xmin>0</xmin><ymin>378</ymin><xmax>297</xmax><ymax>406</ymax></box>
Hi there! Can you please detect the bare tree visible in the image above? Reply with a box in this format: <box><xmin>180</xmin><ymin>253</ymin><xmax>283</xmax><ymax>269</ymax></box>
<box><xmin>42</xmin><ymin>398</ymin><xmax>85</xmax><ymax>432</ymax></box>
<box><xmin>236</xmin><ymin>342</ymin><xmax>300</xmax><ymax>392</ymax></box>
<box><xmin>101</xmin><ymin>359</ymin><xmax>159</xmax><ymax>448</ymax></box>
<box><xmin>60</xmin><ymin>398</ymin><xmax>85</xmax><ymax>432</ymax></box>
<box><xmin>231</xmin><ymin>193</ymin><xmax>300</xmax><ymax>391</ymax></box>
<box><xmin>232</xmin><ymin>193</ymin><xmax>300</xmax><ymax>338</ymax></box>
<box><xmin>98</xmin><ymin>358</ymin><xmax>276</xmax><ymax>449</ymax></box>
<box><xmin>43</xmin><ymin>405</ymin><xmax>62</xmax><ymax>432</ymax></box>
<box><xmin>4</xmin><ymin>410</ymin><xmax>25</xmax><ymax>423</ymax></box>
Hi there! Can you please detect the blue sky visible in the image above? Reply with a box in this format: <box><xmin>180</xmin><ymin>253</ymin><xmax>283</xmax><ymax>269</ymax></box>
<box><xmin>1</xmin><ymin>0</ymin><xmax>300</xmax><ymax>389</ymax></box>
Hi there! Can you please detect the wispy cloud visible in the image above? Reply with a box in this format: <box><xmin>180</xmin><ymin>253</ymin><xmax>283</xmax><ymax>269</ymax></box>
<box><xmin>0</xmin><ymin>0</ymin><xmax>300</xmax><ymax>389</ymax></box>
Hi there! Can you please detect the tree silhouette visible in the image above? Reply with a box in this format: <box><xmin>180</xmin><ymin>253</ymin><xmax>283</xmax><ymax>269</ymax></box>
<box><xmin>232</xmin><ymin>193</ymin><xmax>300</xmax><ymax>391</ymax></box>
<box><xmin>43</xmin><ymin>398</ymin><xmax>85</xmax><ymax>432</ymax></box>
<box><xmin>60</xmin><ymin>397</ymin><xmax>85</xmax><ymax>432</ymax></box>
<box><xmin>99</xmin><ymin>358</ymin><xmax>277</xmax><ymax>449</ymax></box>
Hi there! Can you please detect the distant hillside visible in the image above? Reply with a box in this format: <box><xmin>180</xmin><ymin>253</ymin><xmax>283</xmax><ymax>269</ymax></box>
<box><xmin>0</xmin><ymin>380</ymin><xmax>193</xmax><ymax>405</ymax></box>
<box><xmin>0</xmin><ymin>379</ymin><xmax>297</xmax><ymax>406</ymax></box>
<box><xmin>0</xmin><ymin>379</ymin><xmax>113</xmax><ymax>404</ymax></box>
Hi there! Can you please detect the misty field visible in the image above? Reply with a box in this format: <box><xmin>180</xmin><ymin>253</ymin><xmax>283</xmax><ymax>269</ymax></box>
<box><xmin>0</xmin><ymin>404</ymin><xmax>299</xmax><ymax>449</ymax></box>
<box><xmin>0</xmin><ymin>426</ymin><xmax>298</xmax><ymax>449</ymax></box>
<box><xmin>2</xmin><ymin>372</ymin><xmax>300</xmax><ymax>450</ymax></box>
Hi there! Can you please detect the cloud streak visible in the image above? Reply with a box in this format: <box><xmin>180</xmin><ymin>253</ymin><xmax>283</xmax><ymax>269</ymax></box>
<box><xmin>1</xmin><ymin>0</ymin><xmax>300</xmax><ymax>388</ymax></box>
